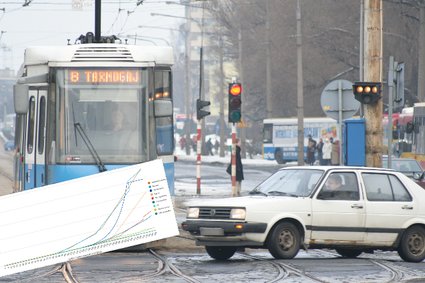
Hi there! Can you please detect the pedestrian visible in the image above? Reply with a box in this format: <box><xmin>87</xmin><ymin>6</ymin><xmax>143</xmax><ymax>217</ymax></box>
<box><xmin>331</xmin><ymin>139</ymin><xmax>340</xmax><ymax>165</ymax></box>
<box><xmin>307</xmin><ymin>135</ymin><xmax>317</xmax><ymax>165</ymax></box>
<box><xmin>206</xmin><ymin>138</ymin><xmax>214</xmax><ymax>156</ymax></box>
<box><xmin>179</xmin><ymin>136</ymin><xmax>186</xmax><ymax>150</ymax></box>
<box><xmin>214</xmin><ymin>140</ymin><xmax>220</xmax><ymax>154</ymax></box>
<box><xmin>317</xmin><ymin>138</ymin><xmax>324</xmax><ymax>165</ymax></box>
<box><xmin>191</xmin><ymin>135</ymin><xmax>197</xmax><ymax>153</ymax></box>
<box><xmin>227</xmin><ymin>138</ymin><xmax>244</xmax><ymax>196</ymax></box>
<box><xmin>322</xmin><ymin>138</ymin><xmax>332</xmax><ymax>165</ymax></box>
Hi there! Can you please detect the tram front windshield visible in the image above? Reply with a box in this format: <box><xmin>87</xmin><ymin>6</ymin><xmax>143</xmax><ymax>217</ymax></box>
<box><xmin>55</xmin><ymin>68</ymin><xmax>149</xmax><ymax>164</ymax></box>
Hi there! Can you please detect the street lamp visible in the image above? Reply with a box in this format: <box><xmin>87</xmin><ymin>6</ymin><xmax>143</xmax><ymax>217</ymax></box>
<box><xmin>127</xmin><ymin>35</ymin><xmax>171</xmax><ymax>46</ymax></box>
<box><xmin>150</xmin><ymin>12</ymin><xmax>201</xmax><ymax>25</ymax></box>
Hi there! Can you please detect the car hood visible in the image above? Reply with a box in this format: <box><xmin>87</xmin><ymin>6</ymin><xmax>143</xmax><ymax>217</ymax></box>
<box><xmin>184</xmin><ymin>195</ymin><xmax>307</xmax><ymax>209</ymax></box>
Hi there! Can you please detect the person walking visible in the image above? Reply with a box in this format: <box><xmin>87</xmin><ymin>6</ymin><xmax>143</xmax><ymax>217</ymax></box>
<box><xmin>227</xmin><ymin>138</ymin><xmax>244</xmax><ymax>196</ymax></box>
<box><xmin>307</xmin><ymin>135</ymin><xmax>317</xmax><ymax>165</ymax></box>
<box><xmin>322</xmin><ymin>138</ymin><xmax>332</xmax><ymax>165</ymax></box>
<box><xmin>331</xmin><ymin>139</ymin><xmax>340</xmax><ymax>165</ymax></box>
<box><xmin>317</xmin><ymin>138</ymin><xmax>324</xmax><ymax>165</ymax></box>
<box><xmin>206</xmin><ymin>138</ymin><xmax>214</xmax><ymax>156</ymax></box>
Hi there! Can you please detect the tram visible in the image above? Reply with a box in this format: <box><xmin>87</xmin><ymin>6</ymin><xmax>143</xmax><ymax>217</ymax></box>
<box><xmin>13</xmin><ymin>34</ymin><xmax>175</xmax><ymax>193</ymax></box>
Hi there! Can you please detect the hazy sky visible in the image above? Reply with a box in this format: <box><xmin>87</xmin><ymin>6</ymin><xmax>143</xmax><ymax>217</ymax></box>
<box><xmin>0</xmin><ymin>0</ymin><xmax>185</xmax><ymax>72</ymax></box>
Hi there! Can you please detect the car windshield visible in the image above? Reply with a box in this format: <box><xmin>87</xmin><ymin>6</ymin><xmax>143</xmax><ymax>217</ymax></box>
<box><xmin>383</xmin><ymin>159</ymin><xmax>423</xmax><ymax>174</ymax></box>
<box><xmin>251</xmin><ymin>168</ymin><xmax>324</xmax><ymax>197</ymax></box>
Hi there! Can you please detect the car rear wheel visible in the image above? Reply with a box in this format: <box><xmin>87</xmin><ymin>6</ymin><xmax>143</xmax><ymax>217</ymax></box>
<box><xmin>205</xmin><ymin>246</ymin><xmax>237</xmax><ymax>260</ymax></box>
<box><xmin>335</xmin><ymin>248</ymin><xmax>363</xmax><ymax>258</ymax></box>
<box><xmin>267</xmin><ymin>222</ymin><xmax>300</xmax><ymax>259</ymax></box>
<box><xmin>398</xmin><ymin>226</ymin><xmax>425</xmax><ymax>262</ymax></box>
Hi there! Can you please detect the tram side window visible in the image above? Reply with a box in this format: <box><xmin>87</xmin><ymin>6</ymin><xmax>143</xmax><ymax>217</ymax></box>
<box><xmin>27</xmin><ymin>97</ymin><xmax>35</xmax><ymax>154</ymax></box>
<box><xmin>154</xmin><ymin>69</ymin><xmax>173</xmax><ymax>156</ymax></box>
<box><xmin>38</xmin><ymin>96</ymin><xmax>46</xmax><ymax>154</ymax></box>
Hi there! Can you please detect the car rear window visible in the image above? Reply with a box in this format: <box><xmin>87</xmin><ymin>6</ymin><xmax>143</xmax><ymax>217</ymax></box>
<box><xmin>362</xmin><ymin>173</ymin><xmax>412</xmax><ymax>202</ymax></box>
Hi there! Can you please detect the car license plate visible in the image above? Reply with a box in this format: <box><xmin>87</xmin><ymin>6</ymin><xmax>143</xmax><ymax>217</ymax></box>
<box><xmin>200</xmin><ymin>227</ymin><xmax>224</xmax><ymax>236</ymax></box>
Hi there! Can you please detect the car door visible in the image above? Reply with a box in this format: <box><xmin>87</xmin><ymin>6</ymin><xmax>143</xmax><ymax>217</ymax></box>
<box><xmin>362</xmin><ymin>172</ymin><xmax>416</xmax><ymax>245</ymax></box>
<box><xmin>310</xmin><ymin>172</ymin><xmax>366</xmax><ymax>243</ymax></box>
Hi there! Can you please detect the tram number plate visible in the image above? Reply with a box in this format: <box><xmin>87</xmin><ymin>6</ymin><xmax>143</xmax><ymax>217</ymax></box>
<box><xmin>200</xmin><ymin>227</ymin><xmax>224</xmax><ymax>236</ymax></box>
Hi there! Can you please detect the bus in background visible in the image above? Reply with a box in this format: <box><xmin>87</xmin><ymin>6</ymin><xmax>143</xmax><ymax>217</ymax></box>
<box><xmin>263</xmin><ymin>117</ymin><xmax>338</xmax><ymax>164</ymax></box>
<box><xmin>13</xmin><ymin>35</ymin><xmax>175</xmax><ymax>194</ymax></box>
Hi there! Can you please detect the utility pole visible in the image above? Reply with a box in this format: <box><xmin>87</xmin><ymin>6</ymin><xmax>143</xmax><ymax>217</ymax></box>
<box><xmin>418</xmin><ymin>5</ymin><xmax>425</xmax><ymax>102</ymax></box>
<box><xmin>219</xmin><ymin>28</ymin><xmax>226</xmax><ymax>158</ymax></box>
<box><xmin>363</xmin><ymin>0</ymin><xmax>383</xmax><ymax>167</ymax></box>
<box><xmin>238</xmin><ymin>28</ymin><xmax>247</xmax><ymax>159</ymax></box>
<box><xmin>296</xmin><ymin>0</ymin><xmax>304</xmax><ymax>165</ymax></box>
<box><xmin>266</xmin><ymin>0</ymin><xmax>272</xmax><ymax>119</ymax></box>
<box><xmin>184</xmin><ymin>6</ymin><xmax>192</xmax><ymax>156</ymax></box>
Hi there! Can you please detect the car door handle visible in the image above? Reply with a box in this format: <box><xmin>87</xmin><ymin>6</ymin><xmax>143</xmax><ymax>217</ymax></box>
<box><xmin>402</xmin><ymin>205</ymin><xmax>413</xmax><ymax>210</ymax></box>
<box><xmin>351</xmin><ymin>204</ymin><xmax>363</xmax><ymax>209</ymax></box>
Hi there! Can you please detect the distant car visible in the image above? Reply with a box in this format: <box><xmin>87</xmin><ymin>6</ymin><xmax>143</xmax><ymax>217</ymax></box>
<box><xmin>182</xmin><ymin>166</ymin><xmax>425</xmax><ymax>262</ymax></box>
<box><xmin>383</xmin><ymin>157</ymin><xmax>425</xmax><ymax>189</ymax></box>
<box><xmin>3</xmin><ymin>140</ymin><xmax>14</xmax><ymax>151</ymax></box>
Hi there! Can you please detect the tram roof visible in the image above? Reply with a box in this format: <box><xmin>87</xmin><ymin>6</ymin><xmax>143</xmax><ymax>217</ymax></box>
<box><xmin>23</xmin><ymin>44</ymin><xmax>174</xmax><ymax>67</ymax></box>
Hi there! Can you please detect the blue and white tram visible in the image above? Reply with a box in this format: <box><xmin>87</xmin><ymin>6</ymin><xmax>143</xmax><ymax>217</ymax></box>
<box><xmin>13</xmin><ymin>43</ymin><xmax>175</xmax><ymax>193</ymax></box>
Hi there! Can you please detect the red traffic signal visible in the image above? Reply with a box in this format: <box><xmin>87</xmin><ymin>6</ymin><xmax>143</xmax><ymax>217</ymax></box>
<box><xmin>228</xmin><ymin>83</ymin><xmax>242</xmax><ymax>123</ymax></box>
<box><xmin>353</xmin><ymin>82</ymin><xmax>382</xmax><ymax>104</ymax></box>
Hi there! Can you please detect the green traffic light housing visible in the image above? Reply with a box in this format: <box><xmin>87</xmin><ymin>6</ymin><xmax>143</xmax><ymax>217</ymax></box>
<box><xmin>353</xmin><ymin>82</ymin><xmax>382</xmax><ymax>104</ymax></box>
<box><xmin>228</xmin><ymin>82</ymin><xmax>242</xmax><ymax>123</ymax></box>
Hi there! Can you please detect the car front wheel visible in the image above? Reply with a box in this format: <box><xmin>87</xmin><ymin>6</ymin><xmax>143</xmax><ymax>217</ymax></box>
<box><xmin>205</xmin><ymin>246</ymin><xmax>237</xmax><ymax>260</ymax></box>
<box><xmin>398</xmin><ymin>226</ymin><xmax>425</xmax><ymax>262</ymax></box>
<box><xmin>267</xmin><ymin>222</ymin><xmax>300</xmax><ymax>259</ymax></box>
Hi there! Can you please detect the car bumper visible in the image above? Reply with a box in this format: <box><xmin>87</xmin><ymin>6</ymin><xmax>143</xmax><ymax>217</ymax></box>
<box><xmin>181</xmin><ymin>220</ymin><xmax>267</xmax><ymax>246</ymax></box>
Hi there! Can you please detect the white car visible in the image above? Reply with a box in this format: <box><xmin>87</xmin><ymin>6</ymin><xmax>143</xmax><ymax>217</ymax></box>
<box><xmin>182</xmin><ymin>166</ymin><xmax>425</xmax><ymax>262</ymax></box>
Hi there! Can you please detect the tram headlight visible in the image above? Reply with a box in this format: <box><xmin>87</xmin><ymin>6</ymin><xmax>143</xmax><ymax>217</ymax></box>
<box><xmin>187</xmin><ymin>207</ymin><xmax>200</xmax><ymax>218</ymax></box>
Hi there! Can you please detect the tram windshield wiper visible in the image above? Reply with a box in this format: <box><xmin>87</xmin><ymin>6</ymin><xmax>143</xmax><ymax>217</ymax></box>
<box><xmin>74</xmin><ymin>122</ymin><xmax>107</xmax><ymax>172</ymax></box>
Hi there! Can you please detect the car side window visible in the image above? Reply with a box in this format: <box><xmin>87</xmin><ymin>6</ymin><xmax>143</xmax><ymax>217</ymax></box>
<box><xmin>317</xmin><ymin>172</ymin><xmax>359</xmax><ymax>201</ymax></box>
<box><xmin>389</xmin><ymin>175</ymin><xmax>412</xmax><ymax>201</ymax></box>
<box><xmin>362</xmin><ymin>173</ymin><xmax>412</xmax><ymax>202</ymax></box>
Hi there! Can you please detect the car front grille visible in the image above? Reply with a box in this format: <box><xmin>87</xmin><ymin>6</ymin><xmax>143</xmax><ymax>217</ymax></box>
<box><xmin>199</xmin><ymin>207</ymin><xmax>232</xmax><ymax>219</ymax></box>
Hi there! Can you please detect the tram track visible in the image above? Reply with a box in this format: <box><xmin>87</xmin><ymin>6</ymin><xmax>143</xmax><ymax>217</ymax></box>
<box><xmin>369</xmin><ymin>259</ymin><xmax>404</xmax><ymax>283</ymax></box>
<box><xmin>238</xmin><ymin>252</ymin><xmax>328</xmax><ymax>283</ymax></box>
<box><xmin>147</xmin><ymin>249</ymin><xmax>201</xmax><ymax>283</ymax></box>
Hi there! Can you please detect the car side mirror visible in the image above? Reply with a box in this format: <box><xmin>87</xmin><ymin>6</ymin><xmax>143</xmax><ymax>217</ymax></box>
<box><xmin>413</xmin><ymin>172</ymin><xmax>424</xmax><ymax>181</ymax></box>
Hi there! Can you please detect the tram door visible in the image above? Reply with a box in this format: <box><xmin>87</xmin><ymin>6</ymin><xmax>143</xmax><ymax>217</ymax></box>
<box><xmin>24</xmin><ymin>89</ymin><xmax>47</xmax><ymax>190</ymax></box>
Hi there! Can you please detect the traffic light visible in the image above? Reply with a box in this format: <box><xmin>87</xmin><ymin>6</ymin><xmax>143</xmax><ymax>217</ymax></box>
<box><xmin>196</xmin><ymin>98</ymin><xmax>210</xmax><ymax>120</ymax></box>
<box><xmin>352</xmin><ymin>82</ymin><xmax>382</xmax><ymax>104</ymax></box>
<box><xmin>228</xmin><ymin>82</ymin><xmax>242</xmax><ymax>123</ymax></box>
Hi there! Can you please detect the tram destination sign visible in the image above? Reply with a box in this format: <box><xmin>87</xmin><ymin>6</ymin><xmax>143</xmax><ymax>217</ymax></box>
<box><xmin>68</xmin><ymin>69</ymin><xmax>140</xmax><ymax>84</ymax></box>
<box><xmin>0</xmin><ymin>159</ymin><xmax>178</xmax><ymax>277</ymax></box>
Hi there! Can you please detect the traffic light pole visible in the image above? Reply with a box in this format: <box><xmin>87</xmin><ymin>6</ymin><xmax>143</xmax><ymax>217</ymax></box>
<box><xmin>231</xmin><ymin>123</ymin><xmax>237</xmax><ymax>197</ymax></box>
<box><xmin>196</xmin><ymin>119</ymin><xmax>202</xmax><ymax>195</ymax></box>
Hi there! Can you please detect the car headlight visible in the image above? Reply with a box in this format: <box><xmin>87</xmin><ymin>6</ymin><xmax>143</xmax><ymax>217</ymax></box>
<box><xmin>230</xmin><ymin>208</ymin><xmax>246</xmax><ymax>220</ymax></box>
<box><xmin>187</xmin><ymin>207</ymin><xmax>200</xmax><ymax>218</ymax></box>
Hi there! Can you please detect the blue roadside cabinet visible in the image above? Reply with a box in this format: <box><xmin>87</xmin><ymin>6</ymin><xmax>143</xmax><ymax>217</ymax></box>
<box><xmin>343</xmin><ymin>118</ymin><xmax>366</xmax><ymax>166</ymax></box>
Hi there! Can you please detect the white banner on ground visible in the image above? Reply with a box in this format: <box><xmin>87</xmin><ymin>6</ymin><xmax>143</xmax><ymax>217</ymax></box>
<box><xmin>0</xmin><ymin>159</ymin><xmax>178</xmax><ymax>277</ymax></box>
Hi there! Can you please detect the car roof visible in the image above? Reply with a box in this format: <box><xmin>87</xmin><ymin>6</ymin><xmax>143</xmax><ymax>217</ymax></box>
<box><xmin>281</xmin><ymin>165</ymin><xmax>395</xmax><ymax>173</ymax></box>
